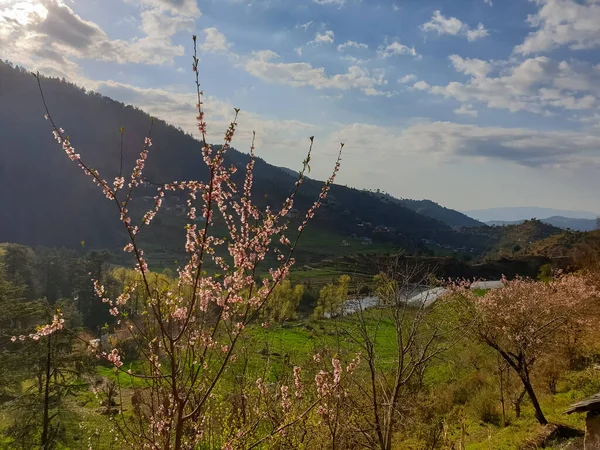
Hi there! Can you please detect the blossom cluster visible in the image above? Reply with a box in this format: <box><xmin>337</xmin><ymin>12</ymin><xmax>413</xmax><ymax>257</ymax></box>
<box><xmin>11</xmin><ymin>313</ymin><xmax>64</xmax><ymax>342</ymax></box>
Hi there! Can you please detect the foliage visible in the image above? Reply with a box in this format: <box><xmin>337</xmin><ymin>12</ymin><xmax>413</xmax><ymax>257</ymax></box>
<box><xmin>261</xmin><ymin>280</ymin><xmax>304</xmax><ymax>323</ymax></box>
<box><xmin>450</xmin><ymin>273</ymin><xmax>599</xmax><ymax>425</ymax></box>
<box><xmin>313</xmin><ymin>275</ymin><xmax>350</xmax><ymax>319</ymax></box>
<box><xmin>470</xmin><ymin>388</ymin><xmax>501</xmax><ymax>425</ymax></box>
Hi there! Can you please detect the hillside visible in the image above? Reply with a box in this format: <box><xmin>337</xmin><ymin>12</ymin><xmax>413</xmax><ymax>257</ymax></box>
<box><xmin>1</xmin><ymin>61</ymin><xmax>495</xmax><ymax>263</ymax></box>
<box><xmin>527</xmin><ymin>229</ymin><xmax>600</xmax><ymax>263</ymax></box>
<box><xmin>396</xmin><ymin>198</ymin><xmax>483</xmax><ymax>228</ymax></box>
<box><xmin>365</xmin><ymin>192</ymin><xmax>483</xmax><ymax>228</ymax></box>
<box><xmin>480</xmin><ymin>219</ymin><xmax>565</xmax><ymax>257</ymax></box>
<box><xmin>488</xmin><ymin>216</ymin><xmax>598</xmax><ymax>231</ymax></box>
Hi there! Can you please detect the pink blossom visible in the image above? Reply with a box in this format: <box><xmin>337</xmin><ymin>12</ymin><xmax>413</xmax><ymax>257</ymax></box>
<box><xmin>280</xmin><ymin>385</ymin><xmax>291</xmax><ymax>411</ymax></box>
<box><xmin>106</xmin><ymin>348</ymin><xmax>123</xmax><ymax>370</ymax></box>
<box><xmin>293</xmin><ymin>366</ymin><xmax>303</xmax><ymax>399</ymax></box>
<box><xmin>171</xmin><ymin>307</ymin><xmax>187</xmax><ymax>321</ymax></box>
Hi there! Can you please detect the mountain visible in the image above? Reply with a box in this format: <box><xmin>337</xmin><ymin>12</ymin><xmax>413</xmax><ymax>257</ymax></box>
<box><xmin>466</xmin><ymin>206</ymin><xmax>599</xmax><ymax>222</ymax></box>
<box><xmin>541</xmin><ymin>216</ymin><xmax>598</xmax><ymax>231</ymax></box>
<box><xmin>529</xmin><ymin>229</ymin><xmax>600</xmax><ymax>261</ymax></box>
<box><xmin>488</xmin><ymin>216</ymin><xmax>598</xmax><ymax>232</ymax></box>
<box><xmin>2</xmin><ymin>60</ymin><xmax>495</xmax><ymax>263</ymax></box>
<box><xmin>396</xmin><ymin>199</ymin><xmax>483</xmax><ymax>228</ymax></box>
<box><xmin>363</xmin><ymin>192</ymin><xmax>483</xmax><ymax>228</ymax></box>
<box><xmin>482</xmin><ymin>219</ymin><xmax>565</xmax><ymax>257</ymax></box>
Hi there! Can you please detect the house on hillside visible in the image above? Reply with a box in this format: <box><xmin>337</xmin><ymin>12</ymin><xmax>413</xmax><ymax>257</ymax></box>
<box><xmin>341</xmin><ymin>240</ymin><xmax>350</xmax><ymax>247</ymax></box>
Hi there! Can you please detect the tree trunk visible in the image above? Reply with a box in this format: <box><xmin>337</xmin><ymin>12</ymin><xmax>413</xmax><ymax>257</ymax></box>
<box><xmin>499</xmin><ymin>366</ymin><xmax>506</xmax><ymax>427</ymax></box>
<box><xmin>514</xmin><ymin>389</ymin><xmax>526</xmax><ymax>418</ymax></box>
<box><xmin>518</xmin><ymin>370</ymin><xmax>547</xmax><ymax>425</ymax></box>
<box><xmin>41</xmin><ymin>334</ymin><xmax>52</xmax><ymax>449</ymax></box>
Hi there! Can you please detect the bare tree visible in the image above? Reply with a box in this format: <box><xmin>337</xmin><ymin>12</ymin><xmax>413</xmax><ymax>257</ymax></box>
<box><xmin>345</xmin><ymin>256</ymin><xmax>455</xmax><ymax>450</ymax></box>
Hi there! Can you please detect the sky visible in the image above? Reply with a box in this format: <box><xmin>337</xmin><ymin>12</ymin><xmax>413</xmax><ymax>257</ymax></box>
<box><xmin>2</xmin><ymin>0</ymin><xmax>600</xmax><ymax>213</ymax></box>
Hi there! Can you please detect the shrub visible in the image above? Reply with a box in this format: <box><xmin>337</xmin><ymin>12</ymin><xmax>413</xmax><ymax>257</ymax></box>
<box><xmin>470</xmin><ymin>388</ymin><xmax>501</xmax><ymax>425</ymax></box>
<box><xmin>563</xmin><ymin>368</ymin><xmax>600</xmax><ymax>398</ymax></box>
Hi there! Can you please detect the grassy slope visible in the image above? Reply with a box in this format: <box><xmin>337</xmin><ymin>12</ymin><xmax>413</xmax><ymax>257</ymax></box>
<box><xmin>2</xmin><ymin>313</ymin><xmax>591</xmax><ymax>449</ymax></box>
<box><xmin>247</xmin><ymin>319</ymin><xmax>590</xmax><ymax>450</ymax></box>
<box><xmin>1</xmin><ymin>278</ymin><xmax>593</xmax><ymax>449</ymax></box>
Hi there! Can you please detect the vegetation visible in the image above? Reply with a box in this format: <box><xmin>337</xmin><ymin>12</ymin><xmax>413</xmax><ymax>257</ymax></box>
<box><xmin>3</xmin><ymin>244</ymin><xmax>600</xmax><ymax>449</ymax></box>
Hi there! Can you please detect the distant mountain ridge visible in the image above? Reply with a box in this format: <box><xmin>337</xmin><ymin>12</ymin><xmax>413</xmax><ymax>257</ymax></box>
<box><xmin>365</xmin><ymin>193</ymin><xmax>483</xmax><ymax>228</ymax></box>
<box><xmin>466</xmin><ymin>206</ymin><xmax>599</xmax><ymax>222</ymax></box>
<box><xmin>488</xmin><ymin>216</ymin><xmax>599</xmax><ymax>232</ymax></box>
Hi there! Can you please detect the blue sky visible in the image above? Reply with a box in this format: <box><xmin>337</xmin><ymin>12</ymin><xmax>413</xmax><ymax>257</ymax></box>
<box><xmin>2</xmin><ymin>0</ymin><xmax>600</xmax><ymax>213</ymax></box>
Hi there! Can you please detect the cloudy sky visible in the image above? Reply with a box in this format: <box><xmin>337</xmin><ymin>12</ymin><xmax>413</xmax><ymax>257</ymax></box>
<box><xmin>2</xmin><ymin>0</ymin><xmax>600</xmax><ymax>213</ymax></box>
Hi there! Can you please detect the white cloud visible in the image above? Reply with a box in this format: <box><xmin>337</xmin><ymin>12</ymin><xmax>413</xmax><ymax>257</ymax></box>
<box><xmin>243</xmin><ymin>50</ymin><xmax>386</xmax><ymax>94</ymax></box>
<box><xmin>466</xmin><ymin>23</ymin><xmax>489</xmax><ymax>42</ymax></box>
<box><xmin>413</xmin><ymin>80</ymin><xmax>430</xmax><ymax>90</ymax></box>
<box><xmin>296</xmin><ymin>21</ymin><xmax>313</xmax><ymax>31</ymax></box>
<box><xmin>417</xmin><ymin>55</ymin><xmax>600</xmax><ymax>114</ymax></box>
<box><xmin>0</xmin><ymin>0</ymin><xmax>190</xmax><ymax>70</ymax></box>
<box><xmin>377</xmin><ymin>41</ymin><xmax>418</xmax><ymax>58</ymax></box>
<box><xmin>363</xmin><ymin>87</ymin><xmax>398</xmax><ymax>98</ymax></box>
<box><xmin>538</xmin><ymin>88</ymin><xmax>597</xmax><ymax>110</ymax></box>
<box><xmin>295</xmin><ymin>30</ymin><xmax>335</xmax><ymax>55</ymax></box>
<box><xmin>310</xmin><ymin>30</ymin><xmax>335</xmax><ymax>45</ymax></box>
<box><xmin>398</xmin><ymin>74</ymin><xmax>417</xmax><ymax>83</ymax></box>
<box><xmin>340</xmin><ymin>55</ymin><xmax>367</xmax><ymax>65</ymax></box>
<box><xmin>515</xmin><ymin>0</ymin><xmax>600</xmax><ymax>55</ymax></box>
<box><xmin>139</xmin><ymin>0</ymin><xmax>201</xmax><ymax>17</ymax></box>
<box><xmin>449</xmin><ymin>54</ymin><xmax>493</xmax><ymax>78</ymax></box>
<box><xmin>454</xmin><ymin>104</ymin><xmax>478</xmax><ymax>117</ymax></box>
<box><xmin>140</xmin><ymin>9</ymin><xmax>194</xmax><ymax>37</ymax></box>
<box><xmin>199</xmin><ymin>27</ymin><xmax>230</xmax><ymax>53</ymax></box>
<box><xmin>337</xmin><ymin>40</ymin><xmax>368</xmax><ymax>52</ymax></box>
<box><xmin>329</xmin><ymin>121</ymin><xmax>600</xmax><ymax>168</ymax></box>
<box><xmin>484</xmin><ymin>0</ymin><xmax>493</xmax><ymax>6</ymax></box>
<box><xmin>421</xmin><ymin>10</ymin><xmax>489</xmax><ymax>41</ymax></box>
<box><xmin>313</xmin><ymin>0</ymin><xmax>345</xmax><ymax>5</ymax></box>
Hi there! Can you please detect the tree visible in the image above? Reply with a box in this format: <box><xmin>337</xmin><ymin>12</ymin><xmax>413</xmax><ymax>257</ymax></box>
<box><xmin>27</xmin><ymin>36</ymin><xmax>344</xmax><ymax>450</ymax></box>
<box><xmin>313</xmin><ymin>275</ymin><xmax>351</xmax><ymax>319</ymax></box>
<box><xmin>0</xmin><ymin>263</ymin><xmax>32</xmax><ymax>397</ymax></box>
<box><xmin>6</xmin><ymin>299</ymin><xmax>89</xmax><ymax>450</ymax></box>
<box><xmin>452</xmin><ymin>274</ymin><xmax>598</xmax><ymax>425</ymax></box>
<box><xmin>261</xmin><ymin>279</ymin><xmax>304</xmax><ymax>323</ymax></box>
<box><xmin>72</xmin><ymin>250</ymin><xmax>113</xmax><ymax>330</ymax></box>
<box><xmin>345</xmin><ymin>259</ymin><xmax>454</xmax><ymax>450</ymax></box>
<box><xmin>2</xmin><ymin>244</ymin><xmax>39</xmax><ymax>300</ymax></box>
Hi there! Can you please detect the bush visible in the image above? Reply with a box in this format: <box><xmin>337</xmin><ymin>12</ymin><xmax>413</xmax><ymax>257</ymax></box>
<box><xmin>470</xmin><ymin>388</ymin><xmax>501</xmax><ymax>425</ymax></box>
<box><xmin>451</xmin><ymin>373</ymin><xmax>487</xmax><ymax>405</ymax></box>
<box><xmin>562</xmin><ymin>368</ymin><xmax>600</xmax><ymax>397</ymax></box>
